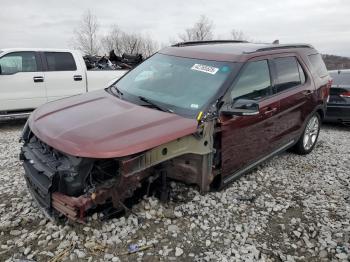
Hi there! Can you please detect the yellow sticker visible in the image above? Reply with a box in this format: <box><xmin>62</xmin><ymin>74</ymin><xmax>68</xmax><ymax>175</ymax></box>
<box><xmin>197</xmin><ymin>111</ymin><xmax>203</xmax><ymax>121</ymax></box>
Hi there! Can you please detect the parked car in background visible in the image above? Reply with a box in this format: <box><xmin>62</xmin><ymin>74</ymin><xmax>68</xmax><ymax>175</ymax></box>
<box><xmin>325</xmin><ymin>69</ymin><xmax>350</xmax><ymax>124</ymax></box>
<box><xmin>0</xmin><ymin>48</ymin><xmax>127</xmax><ymax>119</ymax></box>
<box><xmin>20</xmin><ymin>41</ymin><xmax>331</xmax><ymax>222</ymax></box>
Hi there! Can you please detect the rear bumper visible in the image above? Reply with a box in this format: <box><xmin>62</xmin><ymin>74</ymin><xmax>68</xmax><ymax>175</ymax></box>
<box><xmin>325</xmin><ymin>104</ymin><xmax>350</xmax><ymax>123</ymax></box>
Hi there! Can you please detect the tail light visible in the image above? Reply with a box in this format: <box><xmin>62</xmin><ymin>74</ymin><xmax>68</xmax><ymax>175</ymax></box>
<box><xmin>327</xmin><ymin>79</ymin><xmax>333</xmax><ymax>89</ymax></box>
<box><xmin>340</xmin><ymin>91</ymin><xmax>350</xmax><ymax>98</ymax></box>
<box><xmin>324</xmin><ymin>79</ymin><xmax>332</xmax><ymax>101</ymax></box>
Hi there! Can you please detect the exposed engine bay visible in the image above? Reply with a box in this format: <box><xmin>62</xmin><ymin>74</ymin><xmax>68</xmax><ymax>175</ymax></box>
<box><xmin>20</xmin><ymin>121</ymin><xmax>220</xmax><ymax>223</ymax></box>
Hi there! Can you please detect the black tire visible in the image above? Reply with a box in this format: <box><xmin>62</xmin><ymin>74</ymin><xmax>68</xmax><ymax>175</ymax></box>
<box><xmin>292</xmin><ymin>112</ymin><xmax>321</xmax><ymax>155</ymax></box>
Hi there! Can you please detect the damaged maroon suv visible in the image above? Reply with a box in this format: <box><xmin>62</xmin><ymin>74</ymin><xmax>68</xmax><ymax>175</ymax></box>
<box><xmin>20</xmin><ymin>41</ymin><xmax>331</xmax><ymax>222</ymax></box>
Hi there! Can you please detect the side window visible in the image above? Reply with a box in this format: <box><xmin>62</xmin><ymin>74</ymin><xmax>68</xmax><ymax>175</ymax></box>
<box><xmin>230</xmin><ymin>60</ymin><xmax>271</xmax><ymax>101</ymax></box>
<box><xmin>274</xmin><ymin>57</ymin><xmax>304</xmax><ymax>93</ymax></box>
<box><xmin>308</xmin><ymin>54</ymin><xmax>328</xmax><ymax>78</ymax></box>
<box><xmin>44</xmin><ymin>52</ymin><xmax>77</xmax><ymax>71</ymax></box>
<box><xmin>0</xmin><ymin>52</ymin><xmax>38</xmax><ymax>74</ymax></box>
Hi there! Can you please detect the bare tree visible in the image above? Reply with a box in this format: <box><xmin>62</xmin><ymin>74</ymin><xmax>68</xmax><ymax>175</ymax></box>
<box><xmin>119</xmin><ymin>32</ymin><xmax>159</xmax><ymax>57</ymax></box>
<box><xmin>102</xmin><ymin>29</ymin><xmax>159</xmax><ymax>58</ymax></box>
<box><xmin>179</xmin><ymin>15</ymin><xmax>214</xmax><ymax>42</ymax></box>
<box><xmin>139</xmin><ymin>36</ymin><xmax>159</xmax><ymax>57</ymax></box>
<box><xmin>101</xmin><ymin>25</ymin><xmax>123</xmax><ymax>55</ymax></box>
<box><xmin>73</xmin><ymin>10</ymin><xmax>100</xmax><ymax>55</ymax></box>
<box><xmin>119</xmin><ymin>33</ymin><xmax>142</xmax><ymax>54</ymax></box>
<box><xmin>230</xmin><ymin>29</ymin><xmax>249</xmax><ymax>41</ymax></box>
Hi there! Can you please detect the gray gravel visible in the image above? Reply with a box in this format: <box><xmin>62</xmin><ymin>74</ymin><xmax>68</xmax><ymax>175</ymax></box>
<box><xmin>0</xmin><ymin>120</ymin><xmax>349</xmax><ymax>261</ymax></box>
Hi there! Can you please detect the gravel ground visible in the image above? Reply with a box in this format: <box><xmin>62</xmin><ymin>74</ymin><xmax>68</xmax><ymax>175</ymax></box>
<box><xmin>0</xmin><ymin>120</ymin><xmax>349</xmax><ymax>262</ymax></box>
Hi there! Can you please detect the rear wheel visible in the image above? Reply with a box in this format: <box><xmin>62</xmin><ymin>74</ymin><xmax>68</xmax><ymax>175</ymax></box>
<box><xmin>293</xmin><ymin>113</ymin><xmax>321</xmax><ymax>155</ymax></box>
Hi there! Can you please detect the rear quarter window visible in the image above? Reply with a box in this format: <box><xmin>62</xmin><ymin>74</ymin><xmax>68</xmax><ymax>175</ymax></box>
<box><xmin>308</xmin><ymin>54</ymin><xmax>328</xmax><ymax>78</ymax></box>
<box><xmin>44</xmin><ymin>52</ymin><xmax>77</xmax><ymax>71</ymax></box>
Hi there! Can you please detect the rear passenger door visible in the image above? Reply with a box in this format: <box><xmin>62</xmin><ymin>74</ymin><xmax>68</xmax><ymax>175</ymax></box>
<box><xmin>270</xmin><ymin>55</ymin><xmax>314</xmax><ymax>147</ymax></box>
<box><xmin>42</xmin><ymin>52</ymin><xmax>86</xmax><ymax>101</ymax></box>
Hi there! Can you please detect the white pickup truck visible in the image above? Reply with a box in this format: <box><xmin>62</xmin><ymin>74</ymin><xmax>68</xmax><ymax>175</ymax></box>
<box><xmin>0</xmin><ymin>48</ymin><xmax>127</xmax><ymax>118</ymax></box>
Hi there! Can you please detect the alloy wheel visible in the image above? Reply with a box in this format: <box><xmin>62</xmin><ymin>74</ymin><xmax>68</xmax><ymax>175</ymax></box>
<box><xmin>303</xmin><ymin>115</ymin><xmax>320</xmax><ymax>151</ymax></box>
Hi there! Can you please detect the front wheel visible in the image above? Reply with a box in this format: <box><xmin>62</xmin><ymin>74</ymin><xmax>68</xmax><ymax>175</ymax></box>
<box><xmin>293</xmin><ymin>113</ymin><xmax>321</xmax><ymax>155</ymax></box>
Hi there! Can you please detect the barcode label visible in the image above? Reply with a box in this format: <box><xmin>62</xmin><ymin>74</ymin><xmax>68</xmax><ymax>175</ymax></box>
<box><xmin>191</xmin><ymin>64</ymin><xmax>219</xmax><ymax>75</ymax></box>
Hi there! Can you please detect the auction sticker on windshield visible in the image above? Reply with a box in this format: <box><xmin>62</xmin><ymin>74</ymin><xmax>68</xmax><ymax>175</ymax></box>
<box><xmin>191</xmin><ymin>64</ymin><xmax>219</xmax><ymax>75</ymax></box>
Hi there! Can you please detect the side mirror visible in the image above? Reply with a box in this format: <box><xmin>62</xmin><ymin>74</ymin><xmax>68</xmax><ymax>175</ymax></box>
<box><xmin>221</xmin><ymin>98</ymin><xmax>260</xmax><ymax>116</ymax></box>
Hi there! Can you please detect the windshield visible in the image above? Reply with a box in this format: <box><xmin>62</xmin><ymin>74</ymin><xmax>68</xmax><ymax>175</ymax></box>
<box><xmin>115</xmin><ymin>53</ymin><xmax>235</xmax><ymax>117</ymax></box>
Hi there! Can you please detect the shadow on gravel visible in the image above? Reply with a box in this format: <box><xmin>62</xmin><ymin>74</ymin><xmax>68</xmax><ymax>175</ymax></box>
<box><xmin>322</xmin><ymin>122</ymin><xmax>350</xmax><ymax>131</ymax></box>
<box><xmin>0</xmin><ymin>118</ymin><xmax>27</xmax><ymax>130</ymax></box>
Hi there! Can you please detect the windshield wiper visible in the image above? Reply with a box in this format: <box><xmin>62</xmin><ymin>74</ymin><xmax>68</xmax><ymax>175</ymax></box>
<box><xmin>138</xmin><ymin>96</ymin><xmax>173</xmax><ymax>113</ymax></box>
<box><xmin>110</xmin><ymin>85</ymin><xmax>124</xmax><ymax>98</ymax></box>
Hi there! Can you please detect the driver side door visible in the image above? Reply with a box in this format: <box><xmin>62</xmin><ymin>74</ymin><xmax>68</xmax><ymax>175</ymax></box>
<box><xmin>220</xmin><ymin>59</ymin><xmax>279</xmax><ymax>184</ymax></box>
<box><xmin>0</xmin><ymin>51</ymin><xmax>46</xmax><ymax>112</ymax></box>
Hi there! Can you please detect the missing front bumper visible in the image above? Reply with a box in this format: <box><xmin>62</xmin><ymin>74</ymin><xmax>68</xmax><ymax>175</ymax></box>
<box><xmin>20</xmin><ymin>122</ymin><xmax>216</xmax><ymax>223</ymax></box>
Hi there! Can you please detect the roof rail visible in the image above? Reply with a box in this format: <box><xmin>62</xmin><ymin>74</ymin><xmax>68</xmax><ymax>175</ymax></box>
<box><xmin>253</xmin><ymin>44</ymin><xmax>314</xmax><ymax>52</ymax></box>
<box><xmin>172</xmin><ymin>40</ymin><xmax>249</xmax><ymax>47</ymax></box>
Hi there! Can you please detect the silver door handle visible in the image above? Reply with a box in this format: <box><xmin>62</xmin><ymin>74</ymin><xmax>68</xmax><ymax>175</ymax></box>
<box><xmin>33</xmin><ymin>76</ymin><xmax>44</xmax><ymax>83</ymax></box>
<box><xmin>74</xmin><ymin>75</ymin><xmax>83</xmax><ymax>81</ymax></box>
<box><xmin>263</xmin><ymin>107</ymin><xmax>277</xmax><ymax>115</ymax></box>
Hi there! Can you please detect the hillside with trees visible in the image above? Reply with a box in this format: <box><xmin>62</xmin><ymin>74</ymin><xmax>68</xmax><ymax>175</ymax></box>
<box><xmin>322</xmin><ymin>54</ymin><xmax>350</xmax><ymax>70</ymax></box>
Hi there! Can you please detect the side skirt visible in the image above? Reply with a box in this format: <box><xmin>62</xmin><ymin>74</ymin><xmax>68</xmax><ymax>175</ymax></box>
<box><xmin>222</xmin><ymin>139</ymin><xmax>295</xmax><ymax>186</ymax></box>
<box><xmin>0</xmin><ymin>111</ymin><xmax>32</xmax><ymax>120</ymax></box>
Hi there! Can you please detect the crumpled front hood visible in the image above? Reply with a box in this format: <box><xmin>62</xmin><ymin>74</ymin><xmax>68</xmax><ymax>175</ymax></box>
<box><xmin>29</xmin><ymin>90</ymin><xmax>198</xmax><ymax>158</ymax></box>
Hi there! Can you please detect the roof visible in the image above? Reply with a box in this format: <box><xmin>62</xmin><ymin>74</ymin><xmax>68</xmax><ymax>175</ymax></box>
<box><xmin>159</xmin><ymin>41</ymin><xmax>316</xmax><ymax>62</ymax></box>
<box><xmin>0</xmin><ymin>48</ymin><xmax>79</xmax><ymax>53</ymax></box>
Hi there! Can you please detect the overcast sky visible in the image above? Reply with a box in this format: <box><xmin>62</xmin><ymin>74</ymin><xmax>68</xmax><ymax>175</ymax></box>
<box><xmin>1</xmin><ymin>0</ymin><xmax>349</xmax><ymax>56</ymax></box>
